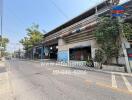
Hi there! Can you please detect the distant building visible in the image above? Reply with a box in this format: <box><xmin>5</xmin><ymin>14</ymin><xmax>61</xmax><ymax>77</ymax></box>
<box><xmin>14</xmin><ymin>50</ymin><xmax>25</xmax><ymax>59</ymax></box>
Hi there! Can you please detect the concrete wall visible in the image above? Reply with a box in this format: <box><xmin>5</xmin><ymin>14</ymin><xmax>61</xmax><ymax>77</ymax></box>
<box><xmin>58</xmin><ymin>39</ymin><xmax>95</xmax><ymax>51</ymax></box>
<box><xmin>130</xmin><ymin>61</ymin><xmax>132</xmax><ymax>71</ymax></box>
<box><xmin>57</xmin><ymin>38</ymin><xmax>98</xmax><ymax>62</ymax></box>
<box><xmin>57</xmin><ymin>51</ymin><xmax>69</xmax><ymax>62</ymax></box>
<box><xmin>90</xmin><ymin>40</ymin><xmax>98</xmax><ymax>59</ymax></box>
<box><xmin>57</xmin><ymin>38</ymin><xmax>126</xmax><ymax>66</ymax></box>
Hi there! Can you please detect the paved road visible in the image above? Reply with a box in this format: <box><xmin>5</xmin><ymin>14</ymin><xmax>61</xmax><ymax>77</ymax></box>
<box><xmin>6</xmin><ymin>59</ymin><xmax>132</xmax><ymax>100</ymax></box>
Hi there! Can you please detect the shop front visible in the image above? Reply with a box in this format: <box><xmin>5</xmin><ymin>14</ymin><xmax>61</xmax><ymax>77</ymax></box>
<box><xmin>69</xmin><ymin>46</ymin><xmax>91</xmax><ymax>61</ymax></box>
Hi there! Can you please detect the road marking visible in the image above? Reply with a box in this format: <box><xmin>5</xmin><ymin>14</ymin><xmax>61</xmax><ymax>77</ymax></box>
<box><xmin>122</xmin><ymin>74</ymin><xmax>132</xmax><ymax>92</ymax></box>
<box><xmin>111</xmin><ymin>73</ymin><xmax>117</xmax><ymax>88</ymax></box>
<box><xmin>96</xmin><ymin>82</ymin><xmax>132</xmax><ymax>95</ymax></box>
<box><xmin>85</xmin><ymin>77</ymin><xmax>132</xmax><ymax>94</ymax></box>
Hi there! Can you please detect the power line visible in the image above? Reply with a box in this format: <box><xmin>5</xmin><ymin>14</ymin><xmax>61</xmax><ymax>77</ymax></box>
<box><xmin>49</xmin><ymin>0</ymin><xmax>69</xmax><ymax>19</ymax></box>
<box><xmin>6</xmin><ymin>6</ymin><xmax>47</xmax><ymax>35</ymax></box>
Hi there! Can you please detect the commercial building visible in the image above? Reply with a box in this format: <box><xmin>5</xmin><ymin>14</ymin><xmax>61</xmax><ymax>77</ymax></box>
<box><xmin>43</xmin><ymin>1</ymin><xmax>109</xmax><ymax>62</ymax></box>
<box><xmin>33</xmin><ymin>0</ymin><xmax>132</xmax><ymax>66</ymax></box>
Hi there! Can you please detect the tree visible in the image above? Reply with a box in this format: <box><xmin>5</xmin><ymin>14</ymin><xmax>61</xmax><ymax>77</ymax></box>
<box><xmin>93</xmin><ymin>17</ymin><xmax>120</xmax><ymax>64</ymax></box>
<box><xmin>0</xmin><ymin>37</ymin><xmax>9</xmax><ymax>49</ymax></box>
<box><xmin>20</xmin><ymin>24</ymin><xmax>43</xmax><ymax>51</ymax></box>
<box><xmin>26</xmin><ymin>24</ymin><xmax>43</xmax><ymax>46</ymax></box>
<box><xmin>20</xmin><ymin>37</ymin><xmax>32</xmax><ymax>51</ymax></box>
<box><xmin>0</xmin><ymin>37</ymin><xmax>9</xmax><ymax>57</ymax></box>
<box><xmin>94</xmin><ymin>49</ymin><xmax>104</xmax><ymax>69</ymax></box>
<box><xmin>122</xmin><ymin>23</ymin><xmax>132</xmax><ymax>41</ymax></box>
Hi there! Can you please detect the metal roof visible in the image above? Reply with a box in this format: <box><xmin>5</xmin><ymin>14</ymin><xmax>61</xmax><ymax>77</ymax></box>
<box><xmin>44</xmin><ymin>1</ymin><xmax>107</xmax><ymax>37</ymax></box>
<box><xmin>44</xmin><ymin>0</ymin><xmax>132</xmax><ymax>37</ymax></box>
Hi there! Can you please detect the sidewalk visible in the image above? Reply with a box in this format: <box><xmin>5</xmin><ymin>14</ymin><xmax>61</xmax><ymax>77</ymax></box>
<box><xmin>38</xmin><ymin>60</ymin><xmax>132</xmax><ymax>77</ymax></box>
<box><xmin>0</xmin><ymin>61</ymin><xmax>13</xmax><ymax>100</ymax></box>
<box><xmin>22</xmin><ymin>59</ymin><xmax>132</xmax><ymax>76</ymax></box>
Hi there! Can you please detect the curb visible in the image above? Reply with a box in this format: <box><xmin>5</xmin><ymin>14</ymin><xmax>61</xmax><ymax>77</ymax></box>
<box><xmin>94</xmin><ymin>70</ymin><xmax>132</xmax><ymax>76</ymax></box>
<box><xmin>30</xmin><ymin>60</ymin><xmax>132</xmax><ymax>76</ymax></box>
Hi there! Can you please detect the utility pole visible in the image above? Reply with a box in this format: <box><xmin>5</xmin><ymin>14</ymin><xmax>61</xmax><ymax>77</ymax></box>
<box><xmin>1</xmin><ymin>16</ymin><xmax>2</xmax><ymax>40</ymax></box>
<box><xmin>0</xmin><ymin>11</ymin><xmax>3</xmax><ymax>58</ymax></box>
<box><xmin>41</xmin><ymin>46</ymin><xmax>44</xmax><ymax>62</ymax></box>
<box><xmin>109</xmin><ymin>0</ymin><xmax>131</xmax><ymax>73</ymax></box>
<box><xmin>0</xmin><ymin>0</ymin><xmax>3</xmax><ymax>58</ymax></box>
<box><xmin>118</xmin><ymin>17</ymin><xmax>131</xmax><ymax>73</ymax></box>
<box><xmin>0</xmin><ymin>16</ymin><xmax>2</xmax><ymax>58</ymax></box>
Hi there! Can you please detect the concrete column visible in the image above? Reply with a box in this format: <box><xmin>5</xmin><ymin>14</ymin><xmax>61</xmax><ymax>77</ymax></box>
<box><xmin>121</xmin><ymin>40</ymin><xmax>131</xmax><ymax>73</ymax></box>
<box><xmin>91</xmin><ymin>40</ymin><xmax>98</xmax><ymax>59</ymax></box>
<box><xmin>58</xmin><ymin>38</ymin><xmax>69</xmax><ymax>62</ymax></box>
<box><xmin>32</xmin><ymin>48</ymin><xmax>34</xmax><ymax>60</ymax></box>
<box><xmin>129</xmin><ymin>61</ymin><xmax>132</xmax><ymax>71</ymax></box>
<box><xmin>91</xmin><ymin>40</ymin><xmax>99</xmax><ymax>68</ymax></box>
<box><xmin>91</xmin><ymin>48</ymin><xmax>97</xmax><ymax>59</ymax></box>
<box><xmin>58</xmin><ymin>38</ymin><xmax>66</xmax><ymax>46</ymax></box>
<box><xmin>41</xmin><ymin>46</ymin><xmax>44</xmax><ymax>62</ymax></box>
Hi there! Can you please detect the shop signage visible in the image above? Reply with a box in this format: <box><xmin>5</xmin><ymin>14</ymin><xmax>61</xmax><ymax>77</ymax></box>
<box><xmin>127</xmin><ymin>48</ymin><xmax>132</xmax><ymax>61</ymax></box>
<box><xmin>112</xmin><ymin>5</ymin><xmax>125</xmax><ymax>17</ymax></box>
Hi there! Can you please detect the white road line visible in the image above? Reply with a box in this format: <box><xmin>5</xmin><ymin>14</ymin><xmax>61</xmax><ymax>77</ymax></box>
<box><xmin>122</xmin><ymin>74</ymin><xmax>132</xmax><ymax>92</ymax></box>
<box><xmin>112</xmin><ymin>73</ymin><xmax>117</xmax><ymax>88</ymax></box>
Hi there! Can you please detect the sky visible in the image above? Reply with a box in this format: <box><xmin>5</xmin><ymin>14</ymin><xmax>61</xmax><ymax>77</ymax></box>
<box><xmin>1</xmin><ymin>0</ymin><xmax>127</xmax><ymax>52</ymax></box>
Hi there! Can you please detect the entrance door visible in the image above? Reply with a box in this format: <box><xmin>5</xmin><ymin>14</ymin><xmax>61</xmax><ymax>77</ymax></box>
<box><xmin>69</xmin><ymin>46</ymin><xmax>91</xmax><ymax>61</ymax></box>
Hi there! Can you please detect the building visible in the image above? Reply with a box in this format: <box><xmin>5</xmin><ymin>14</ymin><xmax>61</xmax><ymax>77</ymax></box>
<box><xmin>43</xmin><ymin>1</ymin><xmax>109</xmax><ymax>62</ymax></box>
<box><xmin>33</xmin><ymin>0</ymin><xmax>132</xmax><ymax>66</ymax></box>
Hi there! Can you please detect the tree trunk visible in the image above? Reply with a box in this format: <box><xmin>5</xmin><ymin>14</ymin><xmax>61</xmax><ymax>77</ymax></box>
<box><xmin>100</xmin><ymin>63</ymin><xmax>103</xmax><ymax>69</ymax></box>
<box><xmin>116</xmin><ymin>57</ymin><xmax>119</xmax><ymax>64</ymax></box>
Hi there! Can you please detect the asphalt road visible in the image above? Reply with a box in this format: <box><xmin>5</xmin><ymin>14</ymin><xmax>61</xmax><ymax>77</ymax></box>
<box><xmin>6</xmin><ymin>59</ymin><xmax>132</xmax><ymax>100</ymax></box>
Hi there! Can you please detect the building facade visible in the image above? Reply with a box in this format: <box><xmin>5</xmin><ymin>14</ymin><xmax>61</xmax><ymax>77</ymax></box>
<box><xmin>33</xmin><ymin>0</ymin><xmax>132</xmax><ymax>66</ymax></box>
<box><xmin>43</xmin><ymin>1</ymin><xmax>109</xmax><ymax>62</ymax></box>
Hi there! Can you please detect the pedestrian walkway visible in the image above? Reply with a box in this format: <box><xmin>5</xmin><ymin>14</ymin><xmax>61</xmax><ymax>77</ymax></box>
<box><xmin>41</xmin><ymin>61</ymin><xmax>132</xmax><ymax>76</ymax></box>
<box><xmin>111</xmin><ymin>72</ymin><xmax>132</xmax><ymax>93</ymax></box>
<box><xmin>41</xmin><ymin>61</ymin><xmax>95</xmax><ymax>71</ymax></box>
<box><xmin>0</xmin><ymin>61</ymin><xmax>13</xmax><ymax>100</ymax></box>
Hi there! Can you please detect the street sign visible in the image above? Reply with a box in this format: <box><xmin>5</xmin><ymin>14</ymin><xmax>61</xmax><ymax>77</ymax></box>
<box><xmin>112</xmin><ymin>5</ymin><xmax>125</xmax><ymax>17</ymax></box>
<box><xmin>127</xmin><ymin>48</ymin><xmax>132</xmax><ymax>61</ymax></box>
